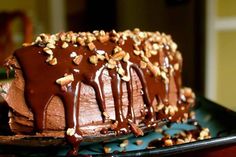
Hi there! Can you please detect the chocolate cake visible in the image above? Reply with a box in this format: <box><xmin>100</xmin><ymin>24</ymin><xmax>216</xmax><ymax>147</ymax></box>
<box><xmin>0</xmin><ymin>29</ymin><xmax>195</xmax><ymax>155</ymax></box>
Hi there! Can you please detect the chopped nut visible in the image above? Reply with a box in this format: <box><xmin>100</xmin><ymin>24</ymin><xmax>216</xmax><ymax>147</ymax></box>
<box><xmin>73</xmin><ymin>55</ymin><xmax>83</xmax><ymax>65</ymax></box>
<box><xmin>47</xmin><ymin>43</ymin><xmax>56</xmax><ymax>49</ymax></box>
<box><xmin>164</xmin><ymin>139</ymin><xmax>173</xmax><ymax>146</ymax></box>
<box><xmin>112</xmin><ymin>50</ymin><xmax>126</xmax><ymax>61</ymax></box>
<box><xmin>161</xmin><ymin>71</ymin><xmax>168</xmax><ymax>80</ymax></box>
<box><xmin>176</xmin><ymin>139</ymin><xmax>185</xmax><ymax>145</ymax></box>
<box><xmin>56</xmin><ymin>74</ymin><xmax>74</xmax><ymax>86</ymax></box>
<box><xmin>22</xmin><ymin>43</ymin><xmax>32</xmax><ymax>47</ymax></box>
<box><xmin>105</xmin><ymin>53</ymin><xmax>110</xmax><ymax>61</ymax></box>
<box><xmin>174</xmin><ymin>63</ymin><xmax>179</xmax><ymax>71</ymax></box>
<box><xmin>66</xmin><ymin>128</ymin><xmax>75</xmax><ymax>136</ymax></box>
<box><xmin>71</xmin><ymin>35</ymin><xmax>77</xmax><ymax>43</ymax></box>
<box><xmin>111</xmin><ymin>121</ymin><xmax>118</xmax><ymax>130</ymax></box>
<box><xmin>108</xmin><ymin>58</ymin><xmax>116</xmax><ymax>65</ymax></box>
<box><xmin>147</xmin><ymin>62</ymin><xmax>160</xmax><ymax>77</ymax></box>
<box><xmin>109</xmin><ymin>30</ymin><xmax>119</xmax><ymax>42</ymax></box>
<box><xmin>107</xmin><ymin>63</ymin><xmax>116</xmax><ymax>69</ymax></box>
<box><xmin>117</xmin><ymin>66</ymin><xmax>125</xmax><ymax>76</ymax></box>
<box><xmin>199</xmin><ymin>128</ymin><xmax>210</xmax><ymax>139</ymax></box>
<box><xmin>145</xmin><ymin>51</ymin><xmax>152</xmax><ymax>58</ymax></box>
<box><xmin>123</xmin><ymin>53</ymin><xmax>130</xmax><ymax>62</ymax></box>
<box><xmin>153</xmin><ymin>43</ymin><xmax>160</xmax><ymax>50</ymax></box>
<box><xmin>189</xmin><ymin>111</ymin><xmax>196</xmax><ymax>119</ymax></box>
<box><xmin>93</xmin><ymin>30</ymin><xmax>99</xmax><ymax>36</ymax></box>
<box><xmin>77</xmin><ymin>37</ymin><xmax>85</xmax><ymax>46</ymax></box>
<box><xmin>134</xmin><ymin>50</ymin><xmax>141</xmax><ymax>56</ymax></box>
<box><xmin>169</xmin><ymin>106</ymin><xmax>175</xmax><ymax>116</ymax></box>
<box><xmin>146</xmin><ymin>146</ymin><xmax>156</xmax><ymax>149</ymax></box>
<box><xmin>62</xmin><ymin>42</ymin><xmax>69</xmax><ymax>48</ymax></box>
<box><xmin>65</xmin><ymin>34</ymin><xmax>71</xmax><ymax>42</ymax></box>
<box><xmin>98</xmin><ymin>35</ymin><xmax>109</xmax><ymax>43</ymax></box>
<box><xmin>191</xmin><ymin>138</ymin><xmax>197</xmax><ymax>142</ymax></box>
<box><xmin>129</xmin><ymin>121</ymin><xmax>144</xmax><ymax>136</ymax></box>
<box><xmin>156</xmin><ymin>103</ymin><xmax>164</xmax><ymax>111</ymax></box>
<box><xmin>110</xmin><ymin>36</ymin><xmax>119</xmax><ymax>42</ymax></box>
<box><xmin>113</xmin><ymin>46</ymin><xmax>122</xmax><ymax>53</ymax></box>
<box><xmin>187</xmin><ymin>98</ymin><xmax>195</xmax><ymax>104</ymax></box>
<box><xmin>35</xmin><ymin>36</ymin><xmax>43</xmax><ymax>43</ymax></box>
<box><xmin>96</xmin><ymin>50</ymin><xmax>105</xmax><ymax>55</ymax></box>
<box><xmin>97</xmin><ymin>54</ymin><xmax>105</xmax><ymax>61</ymax></box>
<box><xmin>39</xmin><ymin>33</ymin><xmax>49</xmax><ymax>42</ymax></box>
<box><xmin>180</xmin><ymin>131</ymin><xmax>187</xmax><ymax>137</ymax></box>
<box><xmin>103</xmin><ymin>112</ymin><xmax>110</xmax><ymax>119</ymax></box>
<box><xmin>144</xmin><ymin>42</ymin><xmax>152</xmax><ymax>52</ymax></box>
<box><xmin>151</xmin><ymin>65</ymin><xmax>161</xmax><ymax>77</ymax></box>
<box><xmin>154</xmin><ymin>62</ymin><xmax>159</xmax><ymax>67</ymax></box>
<box><xmin>60</xmin><ymin>33</ymin><xmax>66</xmax><ymax>41</ymax></box>
<box><xmin>141</xmin><ymin>56</ymin><xmax>149</xmax><ymax>63</ymax></box>
<box><xmin>175</xmin><ymin>51</ymin><xmax>182</xmax><ymax>61</ymax></box>
<box><xmin>100</xmin><ymin>30</ymin><xmax>106</xmax><ymax>36</ymax></box>
<box><xmin>43</xmin><ymin>47</ymin><xmax>53</xmax><ymax>55</ymax></box>
<box><xmin>185</xmin><ymin>133</ymin><xmax>193</xmax><ymax>142</ymax></box>
<box><xmin>118</xmin><ymin>38</ymin><xmax>125</xmax><ymax>45</ymax></box>
<box><xmin>132</xmin><ymin>35</ymin><xmax>141</xmax><ymax>45</ymax></box>
<box><xmin>183</xmin><ymin>87</ymin><xmax>193</xmax><ymax>97</ymax></box>
<box><xmin>140</xmin><ymin>60</ymin><xmax>147</xmax><ymax>69</ymax></box>
<box><xmin>135</xmin><ymin>140</ymin><xmax>143</xmax><ymax>146</ymax></box>
<box><xmin>183</xmin><ymin>113</ymin><xmax>188</xmax><ymax>119</ymax></box>
<box><xmin>46</xmin><ymin>55</ymin><xmax>53</xmax><ymax>62</ymax></box>
<box><xmin>150</xmin><ymin>50</ymin><xmax>158</xmax><ymax>55</ymax></box>
<box><xmin>87</xmin><ymin>42</ymin><xmax>96</xmax><ymax>51</ymax></box>
<box><xmin>155</xmin><ymin>128</ymin><xmax>163</xmax><ymax>133</ymax></box>
<box><xmin>121</xmin><ymin>75</ymin><xmax>130</xmax><ymax>82</ymax></box>
<box><xmin>86</xmin><ymin>36</ymin><xmax>95</xmax><ymax>43</ymax></box>
<box><xmin>49</xmin><ymin>58</ymin><xmax>57</xmax><ymax>65</ymax></box>
<box><xmin>107</xmin><ymin>59</ymin><xmax>116</xmax><ymax>69</ymax></box>
<box><xmin>169</xmin><ymin>55</ymin><xmax>173</xmax><ymax>61</ymax></box>
<box><xmin>171</xmin><ymin>42</ymin><xmax>177</xmax><ymax>52</ymax></box>
<box><xmin>104</xmin><ymin>146</ymin><xmax>111</xmax><ymax>154</ymax></box>
<box><xmin>133</xmin><ymin>44</ymin><xmax>140</xmax><ymax>50</ymax></box>
<box><xmin>164</xmin><ymin>107</ymin><xmax>169</xmax><ymax>115</ymax></box>
<box><xmin>89</xmin><ymin>55</ymin><xmax>98</xmax><ymax>65</ymax></box>
<box><xmin>120</xmin><ymin>140</ymin><xmax>129</xmax><ymax>148</ymax></box>
<box><xmin>173</xmin><ymin>105</ymin><xmax>178</xmax><ymax>112</ymax></box>
<box><xmin>70</xmin><ymin>52</ymin><xmax>77</xmax><ymax>58</ymax></box>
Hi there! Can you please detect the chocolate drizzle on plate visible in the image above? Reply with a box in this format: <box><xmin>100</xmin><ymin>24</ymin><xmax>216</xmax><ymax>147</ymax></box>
<box><xmin>12</xmin><ymin>29</ymin><xmax>195</xmax><ymax>155</ymax></box>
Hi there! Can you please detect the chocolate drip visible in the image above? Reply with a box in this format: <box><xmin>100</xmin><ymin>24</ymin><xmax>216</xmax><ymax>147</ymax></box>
<box><xmin>130</xmin><ymin>64</ymin><xmax>156</xmax><ymax>124</ymax></box>
<box><xmin>126</xmin><ymin>66</ymin><xmax>135</xmax><ymax>122</ymax></box>
<box><xmin>65</xmin><ymin>82</ymin><xmax>82</xmax><ymax>156</ymax></box>
<box><xmin>13</xmin><ymin>30</ymin><xmax>192</xmax><ymax>154</ymax></box>
<box><xmin>109</xmin><ymin>70</ymin><xmax>129</xmax><ymax>133</ymax></box>
<box><xmin>84</xmin><ymin>65</ymin><xmax>107</xmax><ymax>121</ymax></box>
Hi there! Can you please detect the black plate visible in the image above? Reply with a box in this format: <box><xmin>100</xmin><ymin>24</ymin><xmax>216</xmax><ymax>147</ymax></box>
<box><xmin>0</xmin><ymin>96</ymin><xmax>236</xmax><ymax>156</ymax></box>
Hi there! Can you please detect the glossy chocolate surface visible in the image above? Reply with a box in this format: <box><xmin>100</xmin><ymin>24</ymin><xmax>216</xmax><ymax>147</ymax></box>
<box><xmin>12</xmin><ymin>30</ymin><xmax>194</xmax><ymax>155</ymax></box>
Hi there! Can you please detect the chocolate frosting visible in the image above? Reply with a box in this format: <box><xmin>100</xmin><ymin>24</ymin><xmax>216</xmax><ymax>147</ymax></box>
<box><xmin>5</xmin><ymin>29</ymin><xmax>195</xmax><ymax>155</ymax></box>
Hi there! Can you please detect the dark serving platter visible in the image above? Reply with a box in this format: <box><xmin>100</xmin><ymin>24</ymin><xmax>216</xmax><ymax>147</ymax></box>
<box><xmin>0</xmin><ymin>94</ymin><xmax>236</xmax><ymax>156</ymax></box>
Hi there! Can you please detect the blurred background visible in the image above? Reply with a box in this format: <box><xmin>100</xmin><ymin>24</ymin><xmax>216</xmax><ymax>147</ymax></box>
<box><xmin>0</xmin><ymin>0</ymin><xmax>235</xmax><ymax>111</ymax></box>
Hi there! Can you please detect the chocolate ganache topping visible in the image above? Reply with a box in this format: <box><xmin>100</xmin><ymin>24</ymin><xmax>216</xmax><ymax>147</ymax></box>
<box><xmin>9</xmin><ymin>29</ymin><xmax>195</xmax><ymax>155</ymax></box>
